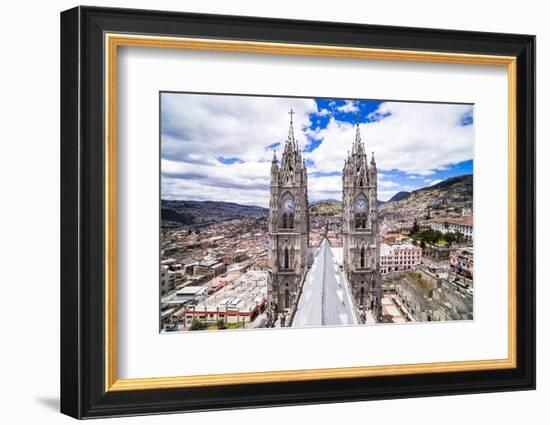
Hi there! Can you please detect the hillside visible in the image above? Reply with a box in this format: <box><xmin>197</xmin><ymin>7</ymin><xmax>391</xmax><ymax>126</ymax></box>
<box><xmin>162</xmin><ymin>174</ymin><xmax>472</xmax><ymax>225</ymax></box>
<box><xmin>388</xmin><ymin>191</ymin><xmax>411</xmax><ymax>202</ymax></box>
<box><xmin>309</xmin><ymin>200</ymin><xmax>342</xmax><ymax>217</ymax></box>
<box><xmin>380</xmin><ymin>174</ymin><xmax>472</xmax><ymax>218</ymax></box>
<box><xmin>161</xmin><ymin>200</ymin><xmax>268</xmax><ymax>225</ymax></box>
<box><xmin>420</xmin><ymin>174</ymin><xmax>473</xmax><ymax>192</ymax></box>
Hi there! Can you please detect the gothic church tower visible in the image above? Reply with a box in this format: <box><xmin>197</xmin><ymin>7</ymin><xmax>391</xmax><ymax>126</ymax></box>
<box><xmin>342</xmin><ymin>124</ymin><xmax>381</xmax><ymax>322</ymax></box>
<box><xmin>267</xmin><ymin>110</ymin><xmax>309</xmax><ymax>326</ymax></box>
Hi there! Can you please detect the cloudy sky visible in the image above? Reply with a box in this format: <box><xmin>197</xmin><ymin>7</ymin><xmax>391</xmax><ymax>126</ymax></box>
<box><xmin>161</xmin><ymin>92</ymin><xmax>474</xmax><ymax>206</ymax></box>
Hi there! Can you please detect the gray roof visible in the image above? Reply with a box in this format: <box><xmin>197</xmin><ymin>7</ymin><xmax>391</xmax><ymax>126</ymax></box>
<box><xmin>292</xmin><ymin>239</ymin><xmax>358</xmax><ymax>327</ymax></box>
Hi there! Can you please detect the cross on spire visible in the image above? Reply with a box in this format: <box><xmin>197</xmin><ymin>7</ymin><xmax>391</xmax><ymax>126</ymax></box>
<box><xmin>286</xmin><ymin>108</ymin><xmax>296</xmax><ymax>149</ymax></box>
<box><xmin>288</xmin><ymin>108</ymin><xmax>295</xmax><ymax>124</ymax></box>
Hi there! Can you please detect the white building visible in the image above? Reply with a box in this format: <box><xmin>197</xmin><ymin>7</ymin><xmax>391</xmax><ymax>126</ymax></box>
<box><xmin>161</xmin><ymin>286</ymin><xmax>209</xmax><ymax>308</ymax></box>
<box><xmin>430</xmin><ymin>216</ymin><xmax>473</xmax><ymax>237</ymax></box>
<box><xmin>380</xmin><ymin>243</ymin><xmax>422</xmax><ymax>275</ymax></box>
<box><xmin>183</xmin><ymin>270</ymin><xmax>268</xmax><ymax>327</ymax></box>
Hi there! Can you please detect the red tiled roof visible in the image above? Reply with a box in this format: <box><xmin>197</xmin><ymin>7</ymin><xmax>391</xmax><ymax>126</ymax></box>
<box><xmin>431</xmin><ymin>216</ymin><xmax>473</xmax><ymax>226</ymax></box>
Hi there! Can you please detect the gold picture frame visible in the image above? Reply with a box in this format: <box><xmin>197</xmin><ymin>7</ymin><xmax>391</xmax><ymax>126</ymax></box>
<box><xmin>104</xmin><ymin>34</ymin><xmax>517</xmax><ymax>392</ymax></box>
<box><xmin>61</xmin><ymin>6</ymin><xmax>535</xmax><ymax>419</ymax></box>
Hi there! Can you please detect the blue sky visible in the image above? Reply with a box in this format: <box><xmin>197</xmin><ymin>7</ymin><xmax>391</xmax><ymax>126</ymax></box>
<box><xmin>161</xmin><ymin>93</ymin><xmax>474</xmax><ymax>205</ymax></box>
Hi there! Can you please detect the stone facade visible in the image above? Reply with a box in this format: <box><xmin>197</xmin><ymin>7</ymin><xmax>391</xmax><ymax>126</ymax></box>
<box><xmin>342</xmin><ymin>125</ymin><xmax>382</xmax><ymax>322</ymax></box>
<box><xmin>395</xmin><ymin>269</ymin><xmax>473</xmax><ymax>322</ymax></box>
<box><xmin>267</xmin><ymin>111</ymin><xmax>309</xmax><ymax>325</ymax></box>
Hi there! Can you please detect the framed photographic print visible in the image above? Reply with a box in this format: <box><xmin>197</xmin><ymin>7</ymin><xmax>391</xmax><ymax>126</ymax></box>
<box><xmin>60</xmin><ymin>6</ymin><xmax>536</xmax><ymax>419</ymax></box>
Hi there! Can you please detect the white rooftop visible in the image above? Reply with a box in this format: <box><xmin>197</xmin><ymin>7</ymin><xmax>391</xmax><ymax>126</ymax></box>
<box><xmin>176</xmin><ymin>286</ymin><xmax>207</xmax><ymax>296</ymax></box>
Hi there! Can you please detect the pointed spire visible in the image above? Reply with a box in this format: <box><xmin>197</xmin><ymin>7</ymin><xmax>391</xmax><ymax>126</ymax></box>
<box><xmin>352</xmin><ymin>122</ymin><xmax>364</xmax><ymax>155</ymax></box>
<box><xmin>370</xmin><ymin>151</ymin><xmax>376</xmax><ymax>167</ymax></box>
<box><xmin>272</xmin><ymin>149</ymin><xmax>278</xmax><ymax>163</ymax></box>
<box><xmin>286</xmin><ymin>108</ymin><xmax>296</xmax><ymax>149</ymax></box>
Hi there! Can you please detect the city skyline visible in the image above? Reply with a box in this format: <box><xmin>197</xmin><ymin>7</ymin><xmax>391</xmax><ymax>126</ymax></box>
<box><xmin>161</xmin><ymin>93</ymin><xmax>474</xmax><ymax>206</ymax></box>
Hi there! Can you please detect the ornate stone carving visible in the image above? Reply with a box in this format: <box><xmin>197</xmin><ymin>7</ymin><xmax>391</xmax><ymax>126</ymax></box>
<box><xmin>342</xmin><ymin>124</ymin><xmax>382</xmax><ymax>323</ymax></box>
<box><xmin>267</xmin><ymin>110</ymin><xmax>309</xmax><ymax>325</ymax></box>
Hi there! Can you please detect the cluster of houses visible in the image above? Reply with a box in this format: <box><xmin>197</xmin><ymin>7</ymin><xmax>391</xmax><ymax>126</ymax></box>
<box><xmin>160</xmin><ymin>270</ymin><xmax>267</xmax><ymax>331</ymax></box>
<box><xmin>159</xmin><ymin>246</ymin><xmax>270</xmax><ymax>331</ymax></box>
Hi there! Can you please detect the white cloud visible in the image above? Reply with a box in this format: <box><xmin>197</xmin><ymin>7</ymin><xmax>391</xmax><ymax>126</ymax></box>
<box><xmin>336</xmin><ymin>100</ymin><xmax>359</xmax><ymax>113</ymax></box>
<box><xmin>161</xmin><ymin>94</ymin><xmax>473</xmax><ymax>205</ymax></box>
<box><xmin>162</xmin><ymin>93</ymin><xmax>317</xmax><ymax>165</ymax></box>
<box><xmin>306</xmin><ymin>102</ymin><xmax>473</xmax><ymax>176</ymax></box>
<box><xmin>163</xmin><ymin>175</ymin><xmax>270</xmax><ymax>207</ymax></box>
<box><xmin>379</xmin><ymin>180</ymin><xmax>399</xmax><ymax>188</ymax></box>
<box><xmin>307</xmin><ymin>174</ymin><xmax>342</xmax><ymax>202</ymax></box>
<box><xmin>161</xmin><ymin>93</ymin><xmax>319</xmax><ymax>203</ymax></box>
<box><xmin>318</xmin><ymin>108</ymin><xmax>330</xmax><ymax>116</ymax></box>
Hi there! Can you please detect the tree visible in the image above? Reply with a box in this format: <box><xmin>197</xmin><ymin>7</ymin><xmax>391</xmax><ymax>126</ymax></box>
<box><xmin>410</xmin><ymin>218</ymin><xmax>420</xmax><ymax>236</ymax></box>
<box><xmin>443</xmin><ymin>231</ymin><xmax>457</xmax><ymax>244</ymax></box>
<box><xmin>189</xmin><ymin>318</ymin><xmax>205</xmax><ymax>331</ymax></box>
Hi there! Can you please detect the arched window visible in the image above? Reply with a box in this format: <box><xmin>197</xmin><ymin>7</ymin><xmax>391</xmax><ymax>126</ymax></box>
<box><xmin>280</xmin><ymin>196</ymin><xmax>295</xmax><ymax>229</ymax></box>
<box><xmin>354</xmin><ymin>197</ymin><xmax>367</xmax><ymax>229</ymax></box>
<box><xmin>360</xmin><ymin>286</ymin><xmax>365</xmax><ymax>306</ymax></box>
<box><xmin>360</xmin><ymin>246</ymin><xmax>366</xmax><ymax>268</ymax></box>
<box><xmin>355</xmin><ymin>212</ymin><xmax>367</xmax><ymax>229</ymax></box>
<box><xmin>284</xmin><ymin>248</ymin><xmax>289</xmax><ymax>269</ymax></box>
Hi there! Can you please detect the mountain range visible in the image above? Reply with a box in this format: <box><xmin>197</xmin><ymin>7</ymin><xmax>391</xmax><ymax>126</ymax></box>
<box><xmin>386</xmin><ymin>174</ymin><xmax>473</xmax><ymax>203</ymax></box>
<box><xmin>162</xmin><ymin>174</ymin><xmax>473</xmax><ymax>225</ymax></box>
<box><xmin>161</xmin><ymin>199</ymin><xmax>268</xmax><ymax>225</ymax></box>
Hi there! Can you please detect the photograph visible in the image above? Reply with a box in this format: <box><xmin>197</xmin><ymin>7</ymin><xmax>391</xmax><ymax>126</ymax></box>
<box><xmin>159</xmin><ymin>92</ymin><xmax>475</xmax><ymax>332</ymax></box>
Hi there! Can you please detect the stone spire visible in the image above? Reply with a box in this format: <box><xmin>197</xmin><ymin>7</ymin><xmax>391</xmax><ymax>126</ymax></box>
<box><xmin>353</xmin><ymin>123</ymin><xmax>361</xmax><ymax>152</ymax></box>
<box><xmin>279</xmin><ymin>109</ymin><xmax>307</xmax><ymax>185</ymax></box>
<box><xmin>341</xmin><ymin>119</ymin><xmax>381</xmax><ymax>324</ymax></box>
<box><xmin>270</xmin><ymin>149</ymin><xmax>279</xmax><ymax>186</ymax></box>
<box><xmin>353</xmin><ymin>123</ymin><xmax>367</xmax><ymax>157</ymax></box>
<box><xmin>271</xmin><ymin>149</ymin><xmax>279</xmax><ymax>170</ymax></box>
<box><xmin>286</xmin><ymin>108</ymin><xmax>296</xmax><ymax>150</ymax></box>
<box><xmin>267</xmin><ymin>109</ymin><xmax>309</xmax><ymax>326</ymax></box>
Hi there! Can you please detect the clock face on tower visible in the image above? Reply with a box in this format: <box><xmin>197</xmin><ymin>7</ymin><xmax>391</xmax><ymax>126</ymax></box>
<box><xmin>355</xmin><ymin>198</ymin><xmax>366</xmax><ymax>212</ymax></box>
<box><xmin>282</xmin><ymin>198</ymin><xmax>294</xmax><ymax>211</ymax></box>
